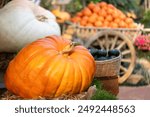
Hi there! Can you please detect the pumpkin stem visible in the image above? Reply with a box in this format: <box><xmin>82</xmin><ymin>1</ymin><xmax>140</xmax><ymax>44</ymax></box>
<box><xmin>61</xmin><ymin>42</ymin><xmax>80</xmax><ymax>55</ymax></box>
<box><xmin>36</xmin><ymin>15</ymin><xmax>48</xmax><ymax>22</ymax></box>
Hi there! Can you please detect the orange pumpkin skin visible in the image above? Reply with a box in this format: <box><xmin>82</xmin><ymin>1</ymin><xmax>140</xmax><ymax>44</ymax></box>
<box><xmin>4</xmin><ymin>36</ymin><xmax>95</xmax><ymax>98</ymax></box>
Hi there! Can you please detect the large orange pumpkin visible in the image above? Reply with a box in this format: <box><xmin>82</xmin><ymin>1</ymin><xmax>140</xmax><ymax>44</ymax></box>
<box><xmin>4</xmin><ymin>36</ymin><xmax>95</xmax><ymax>98</ymax></box>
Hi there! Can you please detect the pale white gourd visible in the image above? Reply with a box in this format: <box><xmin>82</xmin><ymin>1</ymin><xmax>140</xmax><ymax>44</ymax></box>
<box><xmin>0</xmin><ymin>0</ymin><xmax>61</xmax><ymax>52</ymax></box>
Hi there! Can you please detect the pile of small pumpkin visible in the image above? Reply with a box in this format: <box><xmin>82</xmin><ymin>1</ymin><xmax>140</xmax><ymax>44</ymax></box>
<box><xmin>70</xmin><ymin>2</ymin><xmax>137</xmax><ymax>28</ymax></box>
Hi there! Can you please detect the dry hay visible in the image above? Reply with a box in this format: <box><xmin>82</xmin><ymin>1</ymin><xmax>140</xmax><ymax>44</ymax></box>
<box><xmin>0</xmin><ymin>85</ymin><xmax>97</xmax><ymax>100</ymax></box>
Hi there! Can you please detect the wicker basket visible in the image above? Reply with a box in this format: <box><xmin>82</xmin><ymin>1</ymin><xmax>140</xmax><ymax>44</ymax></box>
<box><xmin>94</xmin><ymin>54</ymin><xmax>121</xmax><ymax>78</ymax></box>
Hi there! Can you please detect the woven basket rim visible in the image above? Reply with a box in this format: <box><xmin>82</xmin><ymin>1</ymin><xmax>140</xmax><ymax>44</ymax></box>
<box><xmin>95</xmin><ymin>54</ymin><xmax>121</xmax><ymax>63</ymax></box>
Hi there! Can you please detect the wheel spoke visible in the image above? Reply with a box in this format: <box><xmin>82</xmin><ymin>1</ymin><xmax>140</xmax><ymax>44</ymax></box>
<box><xmin>97</xmin><ymin>39</ymin><xmax>104</xmax><ymax>49</ymax></box>
<box><xmin>105</xmin><ymin>34</ymin><xmax>109</xmax><ymax>50</ymax></box>
<box><xmin>118</xmin><ymin>74</ymin><xmax>121</xmax><ymax>78</ymax></box>
<box><xmin>116</xmin><ymin>41</ymin><xmax>126</xmax><ymax>50</ymax></box>
<box><xmin>120</xmin><ymin>66</ymin><xmax>128</xmax><ymax>72</ymax></box>
<box><xmin>111</xmin><ymin>36</ymin><xmax>118</xmax><ymax>50</ymax></box>
<box><xmin>106</xmin><ymin>42</ymin><xmax>110</xmax><ymax>50</ymax></box>
<box><xmin>122</xmin><ymin>50</ymin><xmax>131</xmax><ymax>56</ymax></box>
<box><xmin>121</xmin><ymin>58</ymin><xmax>131</xmax><ymax>63</ymax></box>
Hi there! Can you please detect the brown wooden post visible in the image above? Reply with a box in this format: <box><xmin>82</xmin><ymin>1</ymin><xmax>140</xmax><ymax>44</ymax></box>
<box><xmin>0</xmin><ymin>0</ymin><xmax>11</xmax><ymax>8</ymax></box>
<box><xmin>82</xmin><ymin>0</ymin><xmax>86</xmax><ymax>8</ymax></box>
<box><xmin>144</xmin><ymin>0</ymin><xmax>150</xmax><ymax>11</ymax></box>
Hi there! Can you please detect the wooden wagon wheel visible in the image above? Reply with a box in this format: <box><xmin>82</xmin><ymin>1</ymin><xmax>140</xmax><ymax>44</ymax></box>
<box><xmin>85</xmin><ymin>31</ymin><xmax>136</xmax><ymax>84</ymax></box>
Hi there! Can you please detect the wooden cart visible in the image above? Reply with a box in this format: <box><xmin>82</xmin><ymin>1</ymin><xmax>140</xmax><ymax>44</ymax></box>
<box><xmin>71</xmin><ymin>24</ymin><xmax>143</xmax><ymax>84</ymax></box>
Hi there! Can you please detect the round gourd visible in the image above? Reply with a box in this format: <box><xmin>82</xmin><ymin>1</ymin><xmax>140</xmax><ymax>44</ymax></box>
<box><xmin>51</xmin><ymin>8</ymin><xmax>71</xmax><ymax>23</ymax></box>
<box><xmin>0</xmin><ymin>0</ymin><xmax>60</xmax><ymax>52</ymax></box>
<box><xmin>4</xmin><ymin>35</ymin><xmax>96</xmax><ymax>98</ymax></box>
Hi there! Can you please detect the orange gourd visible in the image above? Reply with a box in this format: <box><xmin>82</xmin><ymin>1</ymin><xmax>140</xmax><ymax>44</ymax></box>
<box><xmin>110</xmin><ymin>22</ymin><xmax>118</xmax><ymax>28</ymax></box>
<box><xmin>112</xmin><ymin>11</ymin><xmax>118</xmax><ymax>19</ymax></box>
<box><xmin>75</xmin><ymin>16</ymin><xmax>81</xmax><ymax>22</ymax></box>
<box><xmin>94</xmin><ymin>21</ymin><xmax>102</xmax><ymax>27</ymax></box>
<box><xmin>83</xmin><ymin>7</ymin><xmax>92</xmax><ymax>16</ymax></box>
<box><xmin>52</xmin><ymin>8</ymin><xmax>70</xmax><ymax>23</ymax></box>
<box><xmin>98</xmin><ymin>1</ymin><xmax>107</xmax><ymax>8</ymax></box>
<box><xmin>86</xmin><ymin>23</ymin><xmax>94</xmax><ymax>27</ymax></box>
<box><xmin>76</xmin><ymin>12</ymin><xmax>83</xmax><ymax>17</ymax></box>
<box><xmin>82</xmin><ymin>16</ymin><xmax>89</xmax><ymax>21</ymax></box>
<box><xmin>70</xmin><ymin>17</ymin><xmax>76</xmax><ymax>23</ymax></box>
<box><xmin>97</xmin><ymin>16</ymin><xmax>104</xmax><ymax>22</ymax></box>
<box><xmin>125</xmin><ymin>17</ymin><xmax>133</xmax><ymax>24</ymax></box>
<box><xmin>92</xmin><ymin>5</ymin><xmax>101</xmax><ymax>14</ymax></box>
<box><xmin>4</xmin><ymin>36</ymin><xmax>96</xmax><ymax>98</ymax></box>
<box><xmin>71</xmin><ymin>16</ymin><xmax>81</xmax><ymax>23</ymax></box>
<box><xmin>107</xmin><ymin>4</ymin><xmax>115</xmax><ymax>9</ymax></box>
<box><xmin>107</xmin><ymin>9</ymin><xmax>113</xmax><ymax>15</ymax></box>
<box><xmin>99</xmin><ymin>9</ymin><xmax>107</xmax><ymax>18</ymax></box>
<box><xmin>114</xmin><ymin>18</ymin><xmax>121</xmax><ymax>24</ymax></box>
<box><xmin>88</xmin><ymin>2</ymin><xmax>96</xmax><ymax>10</ymax></box>
<box><xmin>70</xmin><ymin>17</ymin><xmax>77</xmax><ymax>23</ymax></box>
<box><xmin>80</xmin><ymin>20</ymin><xmax>87</xmax><ymax>26</ymax></box>
<box><xmin>105</xmin><ymin>15</ymin><xmax>113</xmax><ymax>22</ymax></box>
<box><xmin>119</xmin><ymin>14</ymin><xmax>126</xmax><ymax>20</ymax></box>
<box><xmin>129</xmin><ymin>23</ymin><xmax>137</xmax><ymax>28</ymax></box>
<box><xmin>103</xmin><ymin>21</ymin><xmax>109</xmax><ymax>27</ymax></box>
<box><xmin>119</xmin><ymin>21</ymin><xmax>126</xmax><ymax>28</ymax></box>
<box><xmin>88</xmin><ymin>13</ymin><xmax>98</xmax><ymax>23</ymax></box>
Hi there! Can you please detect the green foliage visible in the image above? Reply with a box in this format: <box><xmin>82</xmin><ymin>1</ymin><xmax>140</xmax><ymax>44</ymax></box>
<box><xmin>101</xmin><ymin>0</ymin><xmax>139</xmax><ymax>12</ymax></box>
<box><xmin>92</xmin><ymin>78</ymin><xmax>102</xmax><ymax>89</ymax></box>
<box><xmin>86</xmin><ymin>0</ymin><xmax>101</xmax><ymax>4</ymax></box>
<box><xmin>91</xmin><ymin>79</ymin><xmax>117</xmax><ymax>100</ymax></box>
<box><xmin>65</xmin><ymin>0</ymin><xmax>101</xmax><ymax>14</ymax></box>
<box><xmin>66</xmin><ymin>0</ymin><xmax>83</xmax><ymax>15</ymax></box>
<box><xmin>40</xmin><ymin>0</ymin><xmax>52</xmax><ymax>10</ymax></box>
<box><xmin>141</xmin><ymin>10</ymin><xmax>150</xmax><ymax>28</ymax></box>
<box><xmin>91</xmin><ymin>89</ymin><xmax>117</xmax><ymax>100</ymax></box>
<box><xmin>136</xmin><ymin>48</ymin><xmax>150</xmax><ymax>61</ymax></box>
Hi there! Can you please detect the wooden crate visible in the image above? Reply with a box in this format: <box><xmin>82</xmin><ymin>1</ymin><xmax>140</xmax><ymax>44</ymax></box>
<box><xmin>73</xmin><ymin>24</ymin><xmax>143</xmax><ymax>42</ymax></box>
